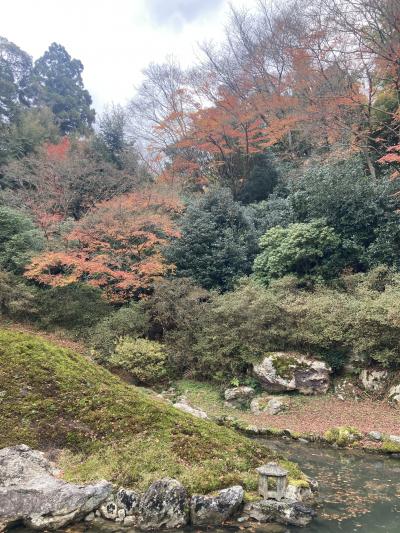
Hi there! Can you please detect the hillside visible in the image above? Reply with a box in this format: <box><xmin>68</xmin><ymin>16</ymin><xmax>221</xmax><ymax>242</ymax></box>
<box><xmin>0</xmin><ymin>329</ymin><xmax>276</xmax><ymax>494</ymax></box>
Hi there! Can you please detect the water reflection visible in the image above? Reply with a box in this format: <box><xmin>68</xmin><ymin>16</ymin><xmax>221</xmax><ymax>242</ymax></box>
<box><xmin>263</xmin><ymin>438</ymin><xmax>400</xmax><ymax>532</ymax></box>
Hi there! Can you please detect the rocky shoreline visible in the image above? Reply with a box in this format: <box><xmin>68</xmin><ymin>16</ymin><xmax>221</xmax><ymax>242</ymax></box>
<box><xmin>0</xmin><ymin>445</ymin><xmax>317</xmax><ymax>531</ymax></box>
<box><xmin>218</xmin><ymin>417</ymin><xmax>400</xmax><ymax>456</ymax></box>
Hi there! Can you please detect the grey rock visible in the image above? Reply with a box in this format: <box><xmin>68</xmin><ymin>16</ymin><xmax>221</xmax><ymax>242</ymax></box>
<box><xmin>267</xmin><ymin>398</ymin><xmax>287</xmax><ymax>415</ymax></box>
<box><xmin>124</xmin><ymin>515</ymin><xmax>138</xmax><ymax>526</ymax></box>
<box><xmin>388</xmin><ymin>384</ymin><xmax>400</xmax><ymax>405</ymax></box>
<box><xmin>0</xmin><ymin>445</ymin><xmax>112</xmax><ymax>530</ymax></box>
<box><xmin>173</xmin><ymin>399</ymin><xmax>208</xmax><ymax>419</ymax></box>
<box><xmin>284</xmin><ymin>485</ymin><xmax>313</xmax><ymax>503</ymax></box>
<box><xmin>138</xmin><ymin>478</ymin><xmax>189</xmax><ymax>530</ymax></box>
<box><xmin>100</xmin><ymin>499</ymin><xmax>118</xmax><ymax>520</ymax></box>
<box><xmin>253</xmin><ymin>353</ymin><xmax>330</xmax><ymax>395</ymax></box>
<box><xmin>190</xmin><ymin>485</ymin><xmax>244</xmax><ymax>526</ymax></box>
<box><xmin>388</xmin><ymin>435</ymin><xmax>400</xmax><ymax>444</ymax></box>
<box><xmin>243</xmin><ymin>499</ymin><xmax>316</xmax><ymax>527</ymax></box>
<box><xmin>116</xmin><ymin>488</ymin><xmax>140</xmax><ymax>516</ymax></box>
<box><xmin>360</xmin><ymin>369</ymin><xmax>388</xmax><ymax>392</ymax></box>
<box><xmin>307</xmin><ymin>479</ymin><xmax>319</xmax><ymax>494</ymax></box>
<box><xmin>368</xmin><ymin>431</ymin><xmax>383</xmax><ymax>442</ymax></box>
<box><xmin>250</xmin><ymin>396</ymin><xmax>288</xmax><ymax>416</ymax></box>
<box><xmin>224</xmin><ymin>387</ymin><xmax>255</xmax><ymax>408</ymax></box>
<box><xmin>84</xmin><ymin>512</ymin><xmax>95</xmax><ymax>522</ymax></box>
<box><xmin>116</xmin><ymin>509</ymin><xmax>125</xmax><ymax>522</ymax></box>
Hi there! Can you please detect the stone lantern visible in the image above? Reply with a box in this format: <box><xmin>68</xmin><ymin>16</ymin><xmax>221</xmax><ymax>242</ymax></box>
<box><xmin>256</xmin><ymin>463</ymin><xmax>288</xmax><ymax>500</ymax></box>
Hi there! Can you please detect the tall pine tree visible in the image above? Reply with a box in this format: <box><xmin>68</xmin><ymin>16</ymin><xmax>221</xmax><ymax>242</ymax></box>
<box><xmin>34</xmin><ymin>43</ymin><xmax>95</xmax><ymax>135</ymax></box>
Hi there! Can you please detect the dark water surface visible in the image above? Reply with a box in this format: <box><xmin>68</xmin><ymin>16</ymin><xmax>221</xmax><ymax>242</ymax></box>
<box><xmin>263</xmin><ymin>438</ymin><xmax>400</xmax><ymax>532</ymax></box>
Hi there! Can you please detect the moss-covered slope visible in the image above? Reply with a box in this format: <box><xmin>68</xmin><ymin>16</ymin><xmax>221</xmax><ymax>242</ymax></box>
<box><xmin>0</xmin><ymin>329</ymin><xmax>273</xmax><ymax>493</ymax></box>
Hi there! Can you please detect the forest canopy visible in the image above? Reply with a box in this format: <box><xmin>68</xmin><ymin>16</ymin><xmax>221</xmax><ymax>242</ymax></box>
<box><xmin>1</xmin><ymin>0</ymin><xmax>400</xmax><ymax>383</ymax></box>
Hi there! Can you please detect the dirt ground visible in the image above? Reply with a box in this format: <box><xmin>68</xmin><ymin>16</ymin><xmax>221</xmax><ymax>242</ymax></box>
<box><xmin>243</xmin><ymin>395</ymin><xmax>400</xmax><ymax>436</ymax></box>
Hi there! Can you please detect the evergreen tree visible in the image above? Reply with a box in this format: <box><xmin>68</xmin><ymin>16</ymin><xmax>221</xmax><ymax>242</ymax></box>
<box><xmin>0</xmin><ymin>36</ymin><xmax>33</xmax><ymax>124</ymax></box>
<box><xmin>166</xmin><ymin>188</ymin><xmax>258</xmax><ymax>291</ymax></box>
<box><xmin>34</xmin><ymin>43</ymin><xmax>95</xmax><ymax>134</ymax></box>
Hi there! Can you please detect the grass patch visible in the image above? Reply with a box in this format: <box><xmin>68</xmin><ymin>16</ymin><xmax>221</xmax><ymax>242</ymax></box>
<box><xmin>174</xmin><ymin>379</ymin><xmax>241</xmax><ymax>418</ymax></box>
<box><xmin>0</xmin><ymin>330</ymin><xmax>279</xmax><ymax>494</ymax></box>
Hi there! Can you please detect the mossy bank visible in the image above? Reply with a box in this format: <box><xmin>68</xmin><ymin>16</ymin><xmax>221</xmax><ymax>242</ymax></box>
<box><xmin>0</xmin><ymin>329</ymin><xmax>287</xmax><ymax>494</ymax></box>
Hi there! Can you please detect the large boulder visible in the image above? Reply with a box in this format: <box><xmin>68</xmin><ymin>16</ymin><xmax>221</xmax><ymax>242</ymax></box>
<box><xmin>242</xmin><ymin>499</ymin><xmax>316</xmax><ymax>527</ymax></box>
<box><xmin>253</xmin><ymin>353</ymin><xmax>331</xmax><ymax>395</ymax></box>
<box><xmin>359</xmin><ymin>369</ymin><xmax>388</xmax><ymax>392</ymax></box>
<box><xmin>138</xmin><ymin>478</ymin><xmax>189</xmax><ymax>530</ymax></box>
<box><xmin>388</xmin><ymin>384</ymin><xmax>400</xmax><ymax>405</ymax></box>
<box><xmin>0</xmin><ymin>445</ymin><xmax>112</xmax><ymax>530</ymax></box>
<box><xmin>190</xmin><ymin>485</ymin><xmax>244</xmax><ymax>526</ymax></box>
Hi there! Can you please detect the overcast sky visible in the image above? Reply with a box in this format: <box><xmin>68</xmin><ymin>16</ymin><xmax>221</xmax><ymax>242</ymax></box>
<box><xmin>0</xmin><ymin>0</ymin><xmax>256</xmax><ymax>113</ymax></box>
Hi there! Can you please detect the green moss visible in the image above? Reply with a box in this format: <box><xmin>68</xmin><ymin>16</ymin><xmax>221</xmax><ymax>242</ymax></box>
<box><xmin>265</xmin><ymin>427</ymin><xmax>285</xmax><ymax>437</ymax></box>
<box><xmin>382</xmin><ymin>440</ymin><xmax>400</xmax><ymax>454</ymax></box>
<box><xmin>278</xmin><ymin>459</ymin><xmax>309</xmax><ymax>488</ymax></box>
<box><xmin>270</xmin><ymin>353</ymin><xmax>308</xmax><ymax>380</ymax></box>
<box><xmin>324</xmin><ymin>426</ymin><xmax>362</xmax><ymax>447</ymax></box>
<box><xmin>0</xmin><ymin>329</ymin><xmax>275</xmax><ymax>494</ymax></box>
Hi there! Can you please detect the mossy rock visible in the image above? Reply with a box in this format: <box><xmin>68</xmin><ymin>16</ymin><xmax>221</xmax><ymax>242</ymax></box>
<box><xmin>324</xmin><ymin>426</ymin><xmax>363</xmax><ymax>447</ymax></box>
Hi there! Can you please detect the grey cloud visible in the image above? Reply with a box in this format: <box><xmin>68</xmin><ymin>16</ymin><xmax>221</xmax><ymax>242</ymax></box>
<box><xmin>146</xmin><ymin>0</ymin><xmax>225</xmax><ymax>29</ymax></box>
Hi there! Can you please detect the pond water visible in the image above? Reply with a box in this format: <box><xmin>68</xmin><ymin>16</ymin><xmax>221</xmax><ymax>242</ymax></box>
<box><xmin>261</xmin><ymin>438</ymin><xmax>400</xmax><ymax>532</ymax></box>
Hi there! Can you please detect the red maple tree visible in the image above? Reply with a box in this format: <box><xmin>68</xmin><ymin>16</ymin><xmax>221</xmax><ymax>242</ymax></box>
<box><xmin>25</xmin><ymin>188</ymin><xmax>182</xmax><ymax>302</ymax></box>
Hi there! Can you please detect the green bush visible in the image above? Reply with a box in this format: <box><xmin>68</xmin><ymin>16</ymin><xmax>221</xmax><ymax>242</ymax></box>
<box><xmin>245</xmin><ymin>195</ymin><xmax>295</xmax><ymax>238</ymax></box>
<box><xmin>141</xmin><ymin>278</ymin><xmax>209</xmax><ymax>338</ymax></box>
<box><xmin>165</xmin><ymin>188</ymin><xmax>258</xmax><ymax>291</ymax></box>
<box><xmin>37</xmin><ymin>283</ymin><xmax>110</xmax><ymax>334</ymax></box>
<box><xmin>0</xmin><ymin>270</ymin><xmax>37</xmax><ymax>319</ymax></box>
<box><xmin>89</xmin><ymin>302</ymin><xmax>149</xmax><ymax>360</ymax></box>
<box><xmin>324</xmin><ymin>426</ymin><xmax>362</xmax><ymax>447</ymax></box>
<box><xmin>0</xmin><ymin>206</ymin><xmax>44</xmax><ymax>274</ymax></box>
<box><xmin>110</xmin><ymin>337</ymin><xmax>167</xmax><ymax>386</ymax></box>
<box><xmin>287</xmin><ymin>156</ymin><xmax>400</xmax><ymax>269</ymax></box>
<box><xmin>165</xmin><ymin>279</ymin><xmax>289</xmax><ymax>383</ymax></box>
<box><xmin>166</xmin><ymin>268</ymin><xmax>400</xmax><ymax>384</ymax></box>
<box><xmin>253</xmin><ymin>219</ymin><xmax>346</xmax><ymax>285</ymax></box>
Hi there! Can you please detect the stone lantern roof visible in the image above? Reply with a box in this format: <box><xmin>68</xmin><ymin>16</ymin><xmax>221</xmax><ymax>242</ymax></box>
<box><xmin>256</xmin><ymin>463</ymin><xmax>288</xmax><ymax>477</ymax></box>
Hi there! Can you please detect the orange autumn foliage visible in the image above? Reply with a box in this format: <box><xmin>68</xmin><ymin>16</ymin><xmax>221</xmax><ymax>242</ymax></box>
<box><xmin>379</xmin><ymin>143</ymin><xmax>400</xmax><ymax>178</ymax></box>
<box><xmin>25</xmin><ymin>188</ymin><xmax>183</xmax><ymax>302</ymax></box>
<box><xmin>45</xmin><ymin>137</ymin><xmax>70</xmax><ymax>161</ymax></box>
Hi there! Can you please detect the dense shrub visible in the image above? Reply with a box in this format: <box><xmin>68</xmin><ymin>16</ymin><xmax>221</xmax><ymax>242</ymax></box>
<box><xmin>165</xmin><ymin>280</ymin><xmax>289</xmax><ymax>382</ymax></box>
<box><xmin>287</xmin><ymin>157</ymin><xmax>400</xmax><ymax>269</ymax></box>
<box><xmin>89</xmin><ymin>302</ymin><xmax>149</xmax><ymax>360</ymax></box>
<box><xmin>236</xmin><ymin>153</ymin><xmax>279</xmax><ymax>204</ymax></box>
<box><xmin>253</xmin><ymin>220</ymin><xmax>347</xmax><ymax>285</ymax></box>
<box><xmin>245</xmin><ymin>195</ymin><xmax>295</xmax><ymax>238</ymax></box>
<box><xmin>142</xmin><ymin>278</ymin><xmax>208</xmax><ymax>337</ymax></box>
<box><xmin>110</xmin><ymin>337</ymin><xmax>167</xmax><ymax>386</ymax></box>
<box><xmin>37</xmin><ymin>283</ymin><xmax>110</xmax><ymax>333</ymax></box>
<box><xmin>166</xmin><ymin>269</ymin><xmax>400</xmax><ymax>384</ymax></box>
<box><xmin>165</xmin><ymin>188</ymin><xmax>258</xmax><ymax>291</ymax></box>
<box><xmin>0</xmin><ymin>206</ymin><xmax>44</xmax><ymax>274</ymax></box>
<box><xmin>0</xmin><ymin>270</ymin><xmax>37</xmax><ymax>319</ymax></box>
